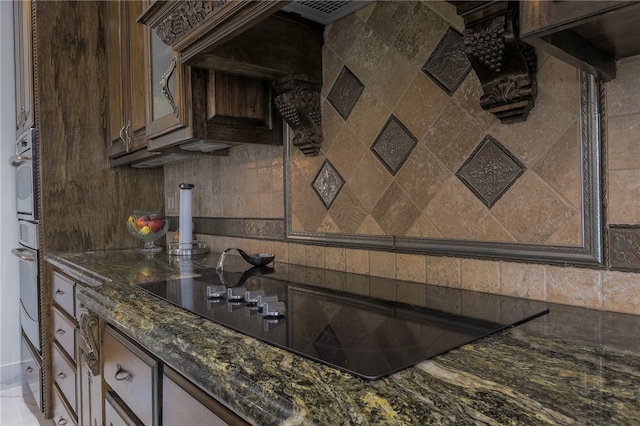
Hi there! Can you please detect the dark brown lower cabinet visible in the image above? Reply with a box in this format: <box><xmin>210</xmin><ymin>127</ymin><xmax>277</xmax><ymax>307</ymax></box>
<box><xmin>103</xmin><ymin>325</ymin><xmax>159</xmax><ymax>426</ymax></box>
<box><xmin>103</xmin><ymin>324</ymin><xmax>249</xmax><ymax>426</ymax></box>
<box><xmin>51</xmin><ymin>266</ymin><xmax>252</xmax><ymax>426</ymax></box>
<box><xmin>163</xmin><ymin>366</ymin><xmax>249</xmax><ymax>426</ymax></box>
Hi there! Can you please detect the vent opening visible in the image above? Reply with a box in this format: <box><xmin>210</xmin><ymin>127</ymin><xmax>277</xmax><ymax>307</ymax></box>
<box><xmin>282</xmin><ymin>0</ymin><xmax>373</xmax><ymax>25</ymax></box>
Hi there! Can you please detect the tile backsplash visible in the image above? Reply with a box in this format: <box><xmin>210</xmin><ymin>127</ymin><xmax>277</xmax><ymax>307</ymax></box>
<box><xmin>165</xmin><ymin>1</ymin><xmax>640</xmax><ymax>316</ymax></box>
<box><xmin>292</xmin><ymin>1</ymin><xmax>581</xmax><ymax>245</ymax></box>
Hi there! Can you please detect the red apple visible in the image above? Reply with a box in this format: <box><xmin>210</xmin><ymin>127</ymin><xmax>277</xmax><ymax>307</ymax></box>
<box><xmin>135</xmin><ymin>215</ymin><xmax>150</xmax><ymax>229</ymax></box>
<box><xmin>148</xmin><ymin>218</ymin><xmax>165</xmax><ymax>233</ymax></box>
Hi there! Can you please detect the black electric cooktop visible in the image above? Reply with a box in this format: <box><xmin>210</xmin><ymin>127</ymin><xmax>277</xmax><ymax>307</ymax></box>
<box><xmin>138</xmin><ymin>266</ymin><xmax>548</xmax><ymax>380</ymax></box>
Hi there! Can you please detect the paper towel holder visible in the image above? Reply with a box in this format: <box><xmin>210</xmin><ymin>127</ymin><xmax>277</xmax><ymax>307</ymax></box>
<box><xmin>167</xmin><ymin>182</ymin><xmax>209</xmax><ymax>256</ymax></box>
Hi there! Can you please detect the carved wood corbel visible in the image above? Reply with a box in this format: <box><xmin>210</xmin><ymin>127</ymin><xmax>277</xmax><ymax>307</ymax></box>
<box><xmin>452</xmin><ymin>1</ymin><xmax>537</xmax><ymax>123</ymax></box>
<box><xmin>274</xmin><ymin>77</ymin><xmax>322</xmax><ymax>156</ymax></box>
<box><xmin>79</xmin><ymin>307</ymin><xmax>101</xmax><ymax>376</ymax></box>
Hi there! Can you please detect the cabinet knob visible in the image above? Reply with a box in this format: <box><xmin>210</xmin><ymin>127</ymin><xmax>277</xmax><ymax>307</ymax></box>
<box><xmin>115</xmin><ymin>363</ymin><xmax>133</xmax><ymax>382</ymax></box>
<box><xmin>25</xmin><ymin>366</ymin><xmax>34</xmax><ymax>373</ymax></box>
<box><xmin>57</xmin><ymin>372</ymin><xmax>66</xmax><ymax>380</ymax></box>
<box><xmin>55</xmin><ymin>289</ymin><xmax>65</xmax><ymax>295</ymax></box>
<box><xmin>56</xmin><ymin>329</ymin><xmax>65</xmax><ymax>336</ymax></box>
<box><xmin>57</xmin><ymin>418</ymin><xmax>68</xmax><ymax>426</ymax></box>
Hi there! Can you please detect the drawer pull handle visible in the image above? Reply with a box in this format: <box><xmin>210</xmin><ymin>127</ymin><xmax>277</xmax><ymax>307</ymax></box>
<box><xmin>55</xmin><ymin>289</ymin><xmax>65</xmax><ymax>295</ymax></box>
<box><xmin>57</xmin><ymin>418</ymin><xmax>68</xmax><ymax>425</ymax></box>
<box><xmin>25</xmin><ymin>366</ymin><xmax>34</xmax><ymax>373</ymax></box>
<box><xmin>115</xmin><ymin>364</ymin><xmax>133</xmax><ymax>382</ymax></box>
<box><xmin>57</xmin><ymin>372</ymin><xmax>66</xmax><ymax>380</ymax></box>
<box><xmin>56</xmin><ymin>329</ymin><xmax>66</xmax><ymax>336</ymax></box>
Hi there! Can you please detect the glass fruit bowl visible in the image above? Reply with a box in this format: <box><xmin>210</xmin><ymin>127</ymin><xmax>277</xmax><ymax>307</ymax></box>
<box><xmin>126</xmin><ymin>211</ymin><xmax>169</xmax><ymax>252</ymax></box>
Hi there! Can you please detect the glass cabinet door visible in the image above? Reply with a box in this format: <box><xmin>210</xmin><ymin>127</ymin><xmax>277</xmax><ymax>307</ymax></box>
<box><xmin>151</xmin><ymin>30</ymin><xmax>177</xmax><ymax>121</ymax></box>
<box><xmin>145</xmin><ymin>26</ymin><xmax>191</xmax><ymax>143</ymax></box>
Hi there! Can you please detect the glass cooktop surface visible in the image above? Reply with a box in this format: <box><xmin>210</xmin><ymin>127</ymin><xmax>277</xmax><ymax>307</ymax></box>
<box><xmin>138</xmin><ymin>267</ymin><xmax>548</xmax><ymax>380</ymax></box>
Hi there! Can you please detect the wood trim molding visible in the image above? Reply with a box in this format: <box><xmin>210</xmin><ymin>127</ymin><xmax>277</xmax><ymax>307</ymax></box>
<box><xmin>138</xmin><ymin>0</ymin><xmax>288</xmax><ymax>64</ymax></box>
<box><xmin>79</xmin><ymin>308</ymin><xmax>101</xmax><ymax>376</ymax></box>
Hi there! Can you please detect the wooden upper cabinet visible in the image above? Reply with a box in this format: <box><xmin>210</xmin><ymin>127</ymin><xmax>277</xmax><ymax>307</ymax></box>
<box><xmin>14</xmin><ymin>0</ymin><xmax>35</xmax><ymax>138</ymax></box>
<box><xmin>138</xmin><ymin>2</ymin><xmax>324</xmax><ymax>156</ymax></box>
<box><xmin>144</xmin><ymin>23</ymin><xmax>193</xmax><ymax>150</ymax></box>
<box><xmin>107</xmin><ymin>0</ymin><xmax>147</xmax><ymax>159</ymax></box>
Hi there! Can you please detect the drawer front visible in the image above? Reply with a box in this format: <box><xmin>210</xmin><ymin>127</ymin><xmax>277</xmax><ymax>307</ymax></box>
<box><xmin>52</xmin><ymin>306</ymin><xmax>76</xmax><ymax>360</ymax></box>
<box><xmin>53</xmin><ymin>383</ymin><xmax>77</xmax><ymax>426</ymax></box>
<box><xmin>52</xmin><ymin>343</ymin><xmax>77</xmax><ymax>414</ymax></box>
<box><xmin>52</xmin><ymin>272</ymin><xmax>75</xmax><ymax>316</ymax></box>
<box><xmin>103</xmin><ymin>326</ymin><xmax>156</xmax><ymax>426</ymax></box>
<box><xmin>163</xmin><ymin>372</ymin><xmax>228</xmax><ymax>426</ymax></box>
<box><xmin>105</xmin><ymin>391</ymin><xmax>144</xmax><ymax>426</ymax></box>
<box><xmin>21</xmin><ymin>334</ymin><xmax>42</xmax><ymax>411</ymax></box>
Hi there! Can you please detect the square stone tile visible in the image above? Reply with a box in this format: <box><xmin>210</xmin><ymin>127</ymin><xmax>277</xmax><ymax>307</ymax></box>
<box><xmin>393</xmin><ymin>2</ymin><xmax>449</xmax><ymax>67</ymax></box>
<box><xmin>422</xmin><ymin>28</ymin><xmax>471</xmax><ymax>96</ymax></box>
<box><xmin>396</xmin><ymin>142</ymin><xmax>451</xmax><ymax>210</ymax></box>
<box><xmin>609</xmin><ymin>227</ymin><xmax>640</xmax><ymax>271</ymax></box>
<box><xmin>371</xmin><ymin>182</ymin><xmax>421</xmax><ymax>235</ymax></box>
<box><xmin>327</xmin><ymin>185</ymin><xmax>369</xmax><ymax>234</ymax></box>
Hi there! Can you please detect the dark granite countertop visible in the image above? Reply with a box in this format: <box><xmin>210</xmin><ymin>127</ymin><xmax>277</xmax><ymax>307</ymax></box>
<box><xmin>47</xmin><ymin>249</ymin><xmax>640</xmax><ymax>425</ymax></box>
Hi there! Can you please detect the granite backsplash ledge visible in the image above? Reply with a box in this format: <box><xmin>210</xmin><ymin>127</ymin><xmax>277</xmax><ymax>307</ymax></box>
<box><xmin>163</xmin><ymin>1</ymin><xmax>640</xmax><ymax>316</ymax></box>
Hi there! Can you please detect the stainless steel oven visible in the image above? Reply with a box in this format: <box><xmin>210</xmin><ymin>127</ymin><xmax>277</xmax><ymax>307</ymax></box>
<box><xmin>9</xmin><ymin>127</ymin><xmax>40</xmax><ymax>352</ymax></box>
<box><xmin>13</xmin><ymin>220</ymin><xmax>40</xmax><ymax>353</ymax></box>
<box><xmin>10</xmin><ymin>128</ymin><xmax>42</xmax><ymax>410</ymax></box>
<box><xmin>11</xmin><ymin>128</ymin><xmax>37</xmax><ymax>221</ymax></box>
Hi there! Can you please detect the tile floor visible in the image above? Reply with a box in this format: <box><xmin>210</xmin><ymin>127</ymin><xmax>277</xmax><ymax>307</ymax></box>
<box><xmin>0</xmin><ymin>385</ymin><xmax>52</xmax><ymax>425</ymax></box>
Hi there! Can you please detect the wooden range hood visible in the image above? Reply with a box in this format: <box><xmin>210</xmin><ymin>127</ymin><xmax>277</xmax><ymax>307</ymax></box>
<box><xmin>139</xmin><ymin>0</ymin><xmax>640</xmax><ymax>137</ymax></box>
<box><xmin>138</xmin><ymin>0</ymin><xmax>325</xmax><ymax>156</ymax></box>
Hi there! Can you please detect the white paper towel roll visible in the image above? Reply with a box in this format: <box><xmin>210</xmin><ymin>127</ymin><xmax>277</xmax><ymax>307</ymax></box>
<box><xmin>179</xmin><ymin>183</ymin><xmax>194</xmax><ymax>251</ymax></box>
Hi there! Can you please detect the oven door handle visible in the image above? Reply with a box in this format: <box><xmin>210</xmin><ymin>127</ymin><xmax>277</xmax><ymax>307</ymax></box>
<box><xmin>9</xmin><ymin>154</ymin><xmax>31</xmax><ymax>167</ymax></box>
<box><xmin>11</xmin><ymin>248</ymin><xmax>36</xmax><ymax>262</ymax></box>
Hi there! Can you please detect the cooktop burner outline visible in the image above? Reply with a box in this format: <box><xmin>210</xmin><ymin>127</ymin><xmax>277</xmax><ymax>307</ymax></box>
<box><xmin>137</xmin><ymin>269</ymin><xmax>548</xmax><ymax>380</ymax></box>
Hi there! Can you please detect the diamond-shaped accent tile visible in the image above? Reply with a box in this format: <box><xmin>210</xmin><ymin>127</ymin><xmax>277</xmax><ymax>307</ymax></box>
<box><xmin>456</xmin><ymin>135</ymin><xmax>526</xmax><ymax>208</ymax></box>
<box><xmin>370</xmin><ymin>116</ymin><xmax>418</xmax><ymax>176</ymax></box>
<box><xmin>312</xmin><ymin>159</ymin><xmax>345</xmax><ymax>209</ymax></box>
<box><xmin>422</xmin><ymin>27</ymin><xmax>471</xmax><ymax>96</ymax></box>
<box><xmin>327</xmin><ymin>66</ymin><xmax>365</xmax><ymax>120</ymax></box>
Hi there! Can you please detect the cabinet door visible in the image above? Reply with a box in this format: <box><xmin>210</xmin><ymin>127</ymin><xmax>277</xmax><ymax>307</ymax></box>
<box><xmin>78</xmin><ymin>343</ymin><xmax>103</xmax><ymax>426</ymax></box>
<box><xmin>14</xmin><ymin>0</ymin><xmax>34</xmax><ymax>137</ymax></box>
<box><xmin>144</xmin><ymin>28</ymin><xmax>193</xmax><ymax>150</ymax></box>
<box><xmin>127</xmin><ymin>0</ymin><xmax>147</xmax><ymax>152</ymax></box>
<box><xmin>106</xmin><ymin>0</ymin><xmax>126</xmax><ymax>156</ymax></box>
<box><xmin>107</xmin><ymin>0</ymin><xmax>147</xmax><ymax>158</ymax></box>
